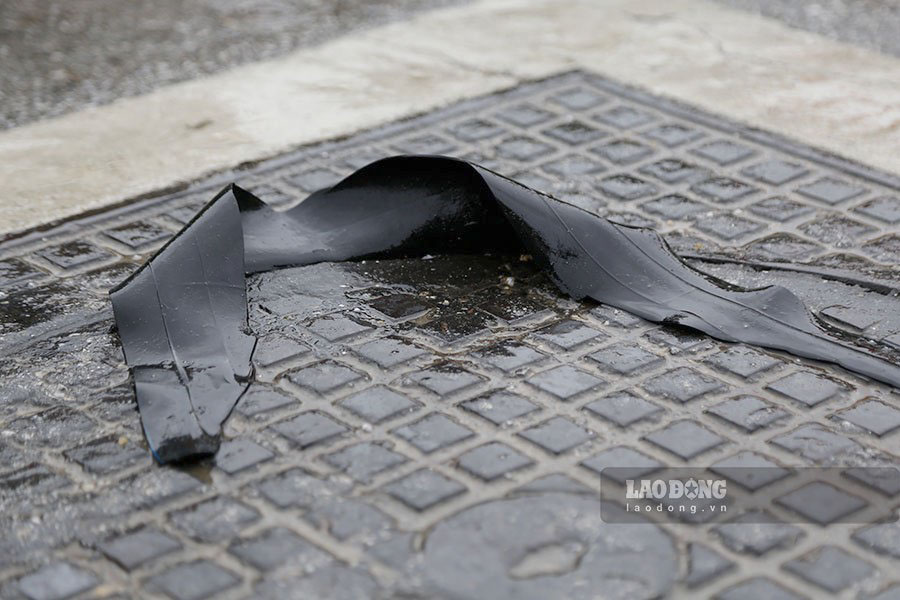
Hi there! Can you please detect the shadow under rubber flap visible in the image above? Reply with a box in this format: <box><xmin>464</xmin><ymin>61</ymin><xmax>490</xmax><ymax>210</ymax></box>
<box><xmin>110</xmin><ymin>155</ymin><xmax>900</xmax><ymax>463</ymax></box>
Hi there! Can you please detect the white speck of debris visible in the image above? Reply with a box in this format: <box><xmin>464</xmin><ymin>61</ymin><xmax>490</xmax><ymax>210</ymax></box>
<box><xmin>503</xmin><ymin>277</ymin><xmax>515</xmax><ymax>286</ymax></box>
<box><xmin>422</xmin><ymin>255</ymin><xmax>435</xmax><ymax>260</ymax></box>
<box><xmin>361</xmin><ymin>423</ymin><xmax>373</xmax><ymax>433</ymax></box>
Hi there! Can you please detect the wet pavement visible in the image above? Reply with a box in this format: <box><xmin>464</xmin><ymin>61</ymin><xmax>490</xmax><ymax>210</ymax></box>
<box><xmin>716</xmin><ymin>0</ymin><xmax>900</xmax><ymax>57</ymax></box>
<box><xmin>1</xmin><ymin>71</ymin><xmax>900</xmax><ymax>599</ymax></box>
<box><xmin>6</xmin><ymin>0</ymin><xmax>900</xmax><ymax>133</ymax></box>
<box><xmin>0</xmin><ymin>0</ymin><xmax>464</xmax><ymax>130</ymax></box>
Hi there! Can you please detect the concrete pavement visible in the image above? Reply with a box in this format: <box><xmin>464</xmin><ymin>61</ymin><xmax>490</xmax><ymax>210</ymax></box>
<box><xmin>1</xmin><ymin>0</ymin><xmax>900</xmax><ymax>237</ymax></box>
<box><xmin>0</xmin><ymin>0</ymin><xmax>465</xmax><ymax>130</ymax></box>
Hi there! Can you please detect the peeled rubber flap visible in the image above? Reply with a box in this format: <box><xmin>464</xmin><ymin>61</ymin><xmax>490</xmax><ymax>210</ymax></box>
<box><xmin>110</xmin><ymin>155</ymin><xmax>900</xmax><ymax>463</ymax></box>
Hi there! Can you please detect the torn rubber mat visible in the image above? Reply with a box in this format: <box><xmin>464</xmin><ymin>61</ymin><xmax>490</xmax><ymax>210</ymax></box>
<box><xmin>110</xmin><ymin>155</ymin><xmax>900</xmax><ymax>463</ymax></box>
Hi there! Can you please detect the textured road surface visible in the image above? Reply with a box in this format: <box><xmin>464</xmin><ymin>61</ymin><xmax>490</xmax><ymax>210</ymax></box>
<box><xmin>1</xmin><ymin>72</ymin><xmax>900</xmax><ymax>598</ymax></box>
<box><xmin>0</xmin><ymin>0</ymin><xmax>464</xmax><ymax>130</ymax></box>
<box><xmin>5</xmin><ymin>0</ymin><xmax>900</xmax><ymax>132</ymax></box>
<box><xmin>716</xmin><ymin>0</ymin><xmax>900</xmax><ymax>57</ymax></box>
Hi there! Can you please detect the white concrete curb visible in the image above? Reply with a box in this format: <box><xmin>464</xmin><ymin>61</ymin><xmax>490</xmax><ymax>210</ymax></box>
<box><xmin>2</xmin><ymin>0</ymin><xmax>899</xmax><ymax>235</ymax></box>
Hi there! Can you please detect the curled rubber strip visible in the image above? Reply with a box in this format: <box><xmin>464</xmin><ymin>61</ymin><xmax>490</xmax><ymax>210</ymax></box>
<box><xmin>110</xmin><ymin>156</ymin><xmax>900</xmax><ymax>463</ymax></box>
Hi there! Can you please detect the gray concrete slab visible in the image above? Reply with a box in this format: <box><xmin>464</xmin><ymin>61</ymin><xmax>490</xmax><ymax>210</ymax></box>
<box><xmin>1</xmin><ymin>72</ymin><xmax>899</xmax><ymax>599</ymax></box>
<box><xmin>0</xmin><ymin>0</ymin><xmax>464</xmax><ymax>130</ymax></box>
<box><xmin>6</xmin><ymin>0</ymin><xmax>900</xmax><ymax>236</ymax></box>
<box><xmin>717</xmin><ymin>0</ymin><xmax>900</xmax><ymax>57</ymax></box>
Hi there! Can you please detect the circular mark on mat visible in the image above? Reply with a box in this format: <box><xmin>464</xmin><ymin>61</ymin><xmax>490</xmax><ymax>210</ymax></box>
<box><xmin>417</xmin><ymin>493</ymin><xmax>677</xmax><ymax>599</ymax></box>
